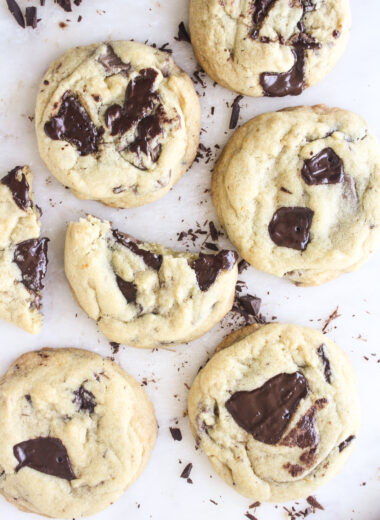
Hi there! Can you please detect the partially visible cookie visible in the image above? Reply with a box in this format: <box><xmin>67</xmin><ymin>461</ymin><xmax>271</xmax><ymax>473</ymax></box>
<box><xmin>188</xmin><ymin>323</ymin><xmax>360</xmax><ymax>501</ymax></box>
<box><xmin>0</xmin><ymin>347</ymin><xmax>157</xmax><ymax>518</ymax></box>
<box><xmin>35</xmin><ymin>41</ymin><xmax>201</xmax><ymax>208</ymax></box>
<box><xmin>190</xmin><ymin>0</ymin><xmax>351</xmax><ymax>96</ymax></box>
<box><xmin>212</xmin><ymin>105</ymin><xmax>380</xmax><ymax>286</ymax></box>
<box><xmin>64</xmin><ymin>215</ymin><xmax>238</xmax><ymax>348</ymax></box>
<box><xmin>0</xmin><ymin>166</ymin><xmax>48</xmax><ymax>333</ymax></box>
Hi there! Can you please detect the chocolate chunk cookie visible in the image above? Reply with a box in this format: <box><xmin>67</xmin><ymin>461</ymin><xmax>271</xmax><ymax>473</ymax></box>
<box><xmin>212</xmin><ymin>105</ymin><xmax>380</xmax><ymax>286</ymax></box>
<box><xmin>64</xmin><ymin>215</ymin><xmax>238</xmax><ymax>348</ymax></box>
<box><xmin>189</xmin><ymin>0</ymin><xmax>351</xmax><ymax>96</ymax></box>
<box><xmin>35</xmin><ymin>41</ymin><xmax>201</xmax><ymax>208</ymax></box>
<box><xmin>0</xmin><ymin>166</ymin><xmax>48</xmax><ymax>332</ymax></box>
<box><xmin>188</xmin><ymin>323</ymin><xmax>360</xmax><ymax>501</ymax></box>
<box><xmin>0</xmin><ymin>348</ymin><xmax>157</xmax><ymax>517</ymax></box>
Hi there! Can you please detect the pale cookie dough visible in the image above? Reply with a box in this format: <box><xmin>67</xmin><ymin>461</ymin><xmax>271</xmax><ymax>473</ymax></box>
<box><xmin>64</xmin><ymin>215</ymin><xmax>238</xmax><ymax>348</ymax></box>
<box><xmin>0</xmin><ymin>347</ymin><xmax>157</xmax><ymax>518</ymax></box>
<box><xmin>0</xmin><ymin>166</ymin><xmax>48</xmax><ymax>333</ymax></box>
<box><xmin>190</xmin><ymin>0</ymin><xmax>351</xmax><ymax>96</ymax></box>
<box><xmin>212</xmin><ymin>105</ymin><xmax>380</xmax><ymax>286</ymax></box>
<box><xmin>35</xmin><ymin>41</ymin><xmax>201</xmax><ymax>208</ymax></box>
<box><xmin>188</xmin><ymin>323</ymin><xmax>360</xmax><ymax>501</ymax></box>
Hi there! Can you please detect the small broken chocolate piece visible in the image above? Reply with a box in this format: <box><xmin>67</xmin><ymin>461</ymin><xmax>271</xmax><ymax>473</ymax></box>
<box><xmin>14</xmin><ymin>437</ymin><xmax>76</xmax><ymax>480</ymax></box>
<box><xmin>116</xmin><ymin>275</ymin><xmax>137</xmax><ymax>303</ymax></box>
<box><xmin>113</xmin><ymin>230</ymin><xmax>162</xmax><ymax>271</ymax></box>
<box><xmin>73</xmin><ymin>385</ymin><xmax>96</xmax><ymax>413</ymax></box>
<box><xmin>13</xmin><ymin>238</ymin><xmax>49</xmax><ymax>293</ymax></box>
<box><xmin>191</xmin><ymin>250</ymin><xmax>238</xmax><ymax>292</ymax></box>
<box><xmin>338</xmin><ymin>435</ymin><xmax>355</xmax><ymax>452</ymax></box>
<box><xmin>306</xmin><ymin>496</ymin><xmax>324</xmax><ymax>511</ymax></box>
<box><xmin>302</xmin><ymin>148</ymin><xmax>344</xmax><ymax>185</ymax></box>
<box><xmin>209</xmin><ymin>221</ymin><xmax>218</xmax><ymax>241</ymax></box>
<box><xmin>317</xmin><ymin>344</ymin><xmax>332</xmax><ymax>383</ymax></box>
<box><xmin>229</xmin><ymin>95</ymin><xmax>243</xmax><ymax>130</ymax></box>
<box><xmin>226</xmin><ymin>372</ymin><xmax>309</xmax><ymax>444</ymax></box>
<box><xmin>169</xmin><ymin>427</ymin><xmax>182</xmax><ymax>441</ymax></box>
<box><xmin>55</xmin><ymin>0</ymin><xmax>71</xmax><ymax>12</ymax></box>
<box><xmin>25</xmin><ymin>6</ymin><xmax>37</xmax><ymax>28</ymax></box>
<box><xmin>128</xmin><ymin>105</ymin><xmax>165</xmax><ymax>162</ymax></box>
<box><xmin>44</xmin><ymin>92</ymin><xmax>103</xmax><ymax>156</ymax></box>
<box><xmin>180</xmin><ymin>462</ymin><xmax>193</xmax><ymax>479</ymax></box>
<box><xmin>97</xmin><ymin>45</ymin><xmax>131</xmax><ymax>76</ymax></box>
<box><xmin>268</xmin><ymin>206</ymin><xmax>314</xmax><ymax>251</ymax></box>
<box><xmin>1</xmin><ymin>167</ymin><xmax>31</xmax><ymax>211</ymax></box>
<box><xmin>233</xmin><ymin>294</ymin><xmax>262</xmax><ymax>319</ymax></box>
<box><xmin>251</xmin><ymin>0</ymin><xmax>277</xmax><ymax>39</ymax></box>
<box><xmin>260</xmin><ymin>49</ymin><xmax>305</xmax><ymax>97</ymax></box>
<box><xmin>6</xmin><ymin>0</ymin><xmax>25</xmax><ymax>28</ymax></box>
<box><xmin>175</xmin><ymin>21</ymin><xmax>191</xmax><ymax>43</ymax></box>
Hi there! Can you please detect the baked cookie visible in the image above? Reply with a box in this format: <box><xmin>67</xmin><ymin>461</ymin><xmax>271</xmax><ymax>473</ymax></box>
<box><xmin>65</xmin><ymin>215</ymin><xmax>238</xmax><ymax>348</ymax></box>
<box><xmin>212</xmin><ymin>105</ymin><xmax>380</xmax><ymax>286</ymax></box>
<box><xmin>188</xmin><ymin>323</ymin><xmax>360</xmax><ymax>501</ymax></box>
<box><xmin>0</xmin><ymin>166</ymin><xmax>48</xmax><ymax>333</ymax></box>
<box><xmin>0</xmin><ymin>347</ymin><xmax>157</xmax><ymax>518</ymax></box>
<box><xmin>35</xmin><ymin>41</ymin><xmax>201</xmax><ymax>208</ymax></box>
<box><xmin>189</xmin><ymin>0</ymin><xmax>351</xmax><ymax>97</ymax></box>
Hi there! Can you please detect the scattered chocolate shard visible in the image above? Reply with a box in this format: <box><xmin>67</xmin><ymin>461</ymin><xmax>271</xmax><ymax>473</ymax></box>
<box><xmin>229</xmin><ymin>95</ymin><xmax>243</xmax><ymax>129</ymax></box>
<box><xmin>169</xmin><ymin>427</ymin><xmax>182</xmax><ymax>441</ymax></box>
<box><xmin>73</xmin><ymin>385</ymin><xmax>96</xmax><ymax>413</ymax></box>
<box><xmin>180</xmin><ymin>462</ymin><xmax>193</xmax><ymax>479</ymax></box>
<box><xmin>321</xmin><ymin>306</ymin><xmax>341</xmax><ymax>333</ymax></box>
<box><xmin>6</xmin><ymin>0</ymin><xmax>25</xmax><ymax>28</ymax></box>
<box><xmin>175</xmin><ymin>21</ymin><xmax>191</xmax><ymax>43</ymax></box>
<box><xmin>25</xmin><ymin>6</ymin><xmax>37</xmax><ymax>28</ymax></box>
<box><xmin>109</xmin><ymin>342</ymin><xmax>120</xmax><ymax>354</ymax></box>
<box><xmin>55</xmin><ymin>0</ymin><xmax>72</xmax><ymax>12</ymax></box>
<box><xmin>306</xmin><ymin>496</ymin><xmax>324</xmax><ymax>511</ymax></box>
<box><xmin>209</xmin><ymin>221</ymin><xmax>218</xmax><ymax>241</ymax></box>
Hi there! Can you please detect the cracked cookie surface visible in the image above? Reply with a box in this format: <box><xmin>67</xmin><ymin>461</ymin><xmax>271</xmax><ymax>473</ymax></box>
<box><xmin>64</xmin><ymin>215</ymin><xmax>238</xmax><ymax>348</ymax></box>
<box><xmin>0</xmin><ymin>348</ymin><xmax>157</xmax><ymax>518</ymax></box>
<box><xmin>189</xmin><ymin>0</ymin><xmax>351</xmax><ymax>96</ymax></box>
<box><xmin>212</xmin><ymin>105</ymin><xmax>380</xmax><ymax>286</ymax></box>
<box><xmin>188</xmin><ymin>323</ymin><xmax>360</xmax><ymax>501</ymax></box>
<box><xmin>35</xmin><ymin>41</ymin><xmax>201</xmax><ymax>208</ymax></box>
<box><xmin>0</xmin><ymin>166</ymin><xmax>48</xmax><ymax>333</ymax></box>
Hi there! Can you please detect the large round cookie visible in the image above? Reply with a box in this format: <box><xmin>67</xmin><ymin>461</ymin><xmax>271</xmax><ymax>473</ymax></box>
<box><xmin>65</xmin><ymin>215</ymin><xmax>238</xmax><ymax>348</ymax></box>
<box><xmin>212</xmin><ymin>105</ymin><xmax>380</xmax><ymax>286</ymax></box>
<box><xmin>35</xmin><ymin>41</ymin><xmax>201</xmax><ymax>208</ymax></box>
<box><xmin>0</xmin><ymin>348</ymin><xmax>157</xmax><ymax>518</ymax></box>
<box><xmin>189</xmin><ymin>0</ymin><xmax>351</xmax><ymax>97</ymax></box>
<box><xmin>188</xmin><ymin>323</ymin><xmax>360</xmax><ymax>501</ymax></box>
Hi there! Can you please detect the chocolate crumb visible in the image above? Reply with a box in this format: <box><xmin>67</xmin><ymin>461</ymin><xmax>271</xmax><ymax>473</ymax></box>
<box><xmin>180</xmin><ymin>463</ymin><xmax>193</xmax><ymax>479</ymax></box>
<box><xmin>109</xmin><ymin>342</ymin><xmax>120</xmax><ymax>354</ymax></box>
<box><xmin>322</xmin><ymin>306</ymin><xmax>341</xmax><ymax>333</ymax></box>
<box><xmin>229</xmin><ymin>95</ymin><xmax>243</xmax><ymax>130</ymax></box>
<box><xmin>249</xmin><ymin>501</ymin><xmax>261</xmax><ymax>509</ymax></box>
<box><xmin>306</xmin><ymin>496</ymin><xmax>324</xmax><ymax>511</ymax></box>
<box><xmin>169</xmin><ymin>427</ymin><xmax>182</xmax><ymax>441</ymax></box>
<box><xmin>175</xmin><ymin>21</ymin><xmax>191</xmax><ymax>43</ymax></box>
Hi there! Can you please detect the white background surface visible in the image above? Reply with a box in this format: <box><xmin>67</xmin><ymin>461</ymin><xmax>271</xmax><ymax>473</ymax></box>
<box><xmin>0</xmin><ymin>1</ymin><xmax>379</xmax><ymax>519</ymax></box>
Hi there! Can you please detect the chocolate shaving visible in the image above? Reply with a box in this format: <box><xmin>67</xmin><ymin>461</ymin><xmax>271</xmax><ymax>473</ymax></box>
<box><xmin>175</xmin><ymin>21</ymin><xmax>191</xmax><ymax>43</ymax></box>
<box><xmin>321</xmin><ymin>306</ymin><xmax>341</xmax><ymax>333</ymax></box>
<box><xmin>25</xmin><ymin>7</ymin><xmax>37</xmax><ymax>28</ymax></box>
<box><xmin>6</xmin><ymin>0</ymin><xmax>25</xmax><ymax>28</ymax></box>
<box><xmin>229</xmin><ymin>95</ymin><xmax>243</xmax><ymax>129</ymax></box>
<box><xmin>180</xmin><ymin>463</ymin><xmax>193</xmax><ymax>479</ymax></box>
<box><xmin>306</xmin><ymin>496</ymin><xmax>324</xmax><ymax>511</ymax></box>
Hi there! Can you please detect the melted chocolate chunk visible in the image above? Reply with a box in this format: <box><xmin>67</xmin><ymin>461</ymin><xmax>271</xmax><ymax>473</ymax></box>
<box><xmin>251</xmin><ymin>0</ymin><xmax>277</xmax><ymax>39</ymax></box>
<box><xmin>44</xmin><ymin>92</ymin><xmax>103</xmax><ymax>156</ymax></box>
<box><xmin>116</xmin><ymin>275</ymin><xmax>137</xmax><ymax>303</ymax></box>
<box><xmin>1</xmin><ymin>167</ymin><xmax>30</xmax><ymax>210</ymax></box>
<box><xmin>302</xmin><ymin>148</ymin><xmax>344</xmax><ymax>185</ymax></box>
<box><xmin>281</xmin><ymin>398</ymin><xmax>327</xmax><ymax>449</ymax></box>
<box><xmin>317</xmin><ymin>344</ymin><xmax>332</xmax><ymax>383</ymax></box>
<box><xmin>260</xmin><ymin>49</ymin><xmax>305</xmax><ymax>97</ymax></box>
<box><xmin>73</xmin><ymin>385</ymin><xmax>96</xmax><ymax>413</ymax></box>
<box><xmin>338</xmin><ymin>435</ymin><xmax>355</xmax><ymax>452</ymax></box>
<box><xmin>128</xmin><ymin>105</ymin><xmax>165</xmax><ymax>161</ymax></box>
<box><xmin>13</xmin><ymin>238</ymin><xmax>49</xmax><ymax>293</ymax></box>
<box><xmin>6</xmin><ymin>0</ymin><xmax>25</xmax><ymax>28</ymax></box>
<box><xmin>97</xmin><ymin>45</ymin><xmax>131</xmax><ymax>76</ymax></box>
<box><xmin>14</xmin><ymin>437</ymin><xmax>76</xmax><ymax>480</ymax></box>
<box><xmin>226</xmin><ymin>372</ymin><xmax>309</xmax><ymax>444</ymax></box>
<box><xmin>191</xmin><ymin>250</ymin><xmax>238</xmax><ymax>292</ymax></box>
<box><xmin>268</xmin><ymin>207</ymin><xmax>314</xmax><ymax>251</ymax></box>
<box><xmin>113</xmin><ymin>230</ymin><xmax>162</xmax><ymax>271</ymax></box>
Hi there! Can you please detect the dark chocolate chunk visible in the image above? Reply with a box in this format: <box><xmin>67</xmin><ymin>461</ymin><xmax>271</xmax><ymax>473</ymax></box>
<box><xmin>6</xmin><ymin>0</ymin><xmax>25</xmax><ymax>28</ymax></box>
<box><xmin>175</xmin><ymin>21</ymin><xmax>191</xmax><ymax>43</ymax></box>
<box><xmin>191</xmin><ymin>250</ymin><xmax>238</xmax><ymax>292</ymax></box>
<box><xmin>317</xmin><ymin>344</ymin><xmax>332</xmax><ymax>383</ymax></box>
<box><xmin>73</xmin><ymin>385</ymin><xmax>96</xmax><ymax>413</ymax></box>
<box><xmin>169</xmin><ymin>427</ymin><xmax>182</xmax><ymax>441</ymax></box>
<box><xmin>55</xmin><ymin>0</ymin><xmax>71</xmax><ymax>12</ymax></box>
<box><xmin>338</xmin><ymin>435</ymin><xmax>355</xmax><ymax>452</ymax></box>
<box><xmin>268</xmin><ymin>207</ymin><xmax>314</xmax><ymax>251</ymax></box>
<box><xmin>14</xmin><ymin>437</ymin><xmax>76</xmax><ymax>480</ymax></box>
<box><xmin>225</xmin><ymin>372</ymin><xmax>308</xmax><ymax>445</ymax></box>
<box><xmin>1</xmin><ymin>167</ymin><xmax>30</xmax><ymax>211</ymax></box>
<box><xmin>234</xmin><ymin>294</ymin><xmax>261</xmax><ymax>318</ymax></box>
<box><xmin>25</xmin><ymin>6</ymin><xmax>37</xmax><ymax>28</ymax></box>
<box><xmin>97</xmin><ymin>45</ymin><xmax>131</xmax><ymax>76</ymax></box>
<box><xmin>180</xmin><ymin>463</ymin><xmax>193</xmax><ymax>479</ymax></box>
<box><xmin>113</xmin><ymin>230</ymin><xmax>162</xmax><ymax>271</ymax></box>
<box><xmin>229</xmin><ymin>95</ymin><xmax>243</xmax><ymax>130</ymax></box>
<box><xmin>44</xmin><ymin>92</ymin><xmax>103</xmax><ymax>156</ymax></box>
<box><xmin>280</xmin><ymin>398</ymin><xmax>327</xmax><ymax>449</ymax></box>
<box><xmin>116</xmin><ymin>275</ymin><xmax>137</xmax><ymax>303</ymax></box>
<box><xmin>13</xmin><ymin>238</ymin><xmax>49</xmax><ymax>293</ymax></box>
<box><xmin>260</xmin><ymin>49</ymin><xmax>305</xmax><ymax>97</ymax></box>
<box><xmin>251</xmin><ymin>0</ymin><xmax>277</xmax><ymax>39</ymax></box>
<box><xmin>302</xmin><ymin>148</ymin><xmax>344</xmax><ymax>185</ymax></box>
<box><xmin>209</xmin><ymin>221</ymin><xmax>218</xmax><ymax>241</ymax></box>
